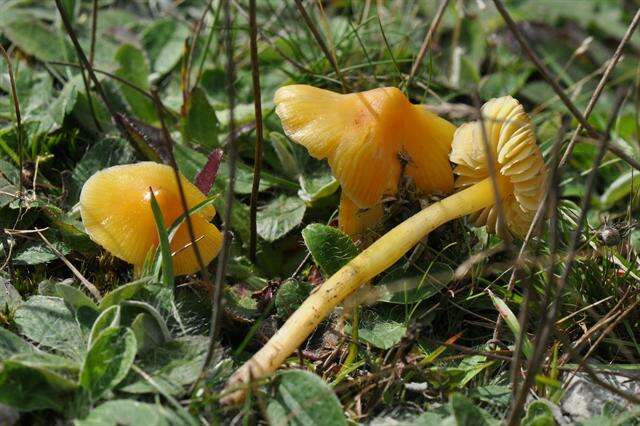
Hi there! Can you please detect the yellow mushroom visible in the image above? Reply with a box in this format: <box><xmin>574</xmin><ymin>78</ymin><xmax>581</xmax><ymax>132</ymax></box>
<box><xmin>222</xmin><ymin>96</ymin><xmax>546</xmax><ymax>403</ymax></box>
<box><xmin>274</xmin><ymin>84</ymin><xmax>455</xmax><ymax>238</ymax></box>
<box><xmin>80</xmin><ymin>162</ymin><xmax>222</xmax><ymax>276</ymax></box>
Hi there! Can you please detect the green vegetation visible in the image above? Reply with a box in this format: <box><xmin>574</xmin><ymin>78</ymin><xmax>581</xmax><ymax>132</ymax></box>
<box><xmin>0</xmin><ymin>0</ymin><xmax>639</xmax><ymax>424</ymax></box>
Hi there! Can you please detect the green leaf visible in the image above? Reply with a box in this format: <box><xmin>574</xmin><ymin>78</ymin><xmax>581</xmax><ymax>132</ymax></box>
<box><xmin>120</xmin><ymin>336</ymin><xmax>209</xmax><ymax>395</ymax></box>
<box><xmin>487</xmin><ymin>290</ymin><xmax>533</xmax><ymax>359</ymax></box>
<box><xmin>600</xmin><ymin>171</ymin><xmax>640</xmax><ymax>207</ymax></box>
<box><xmin>14</xmin><ymin>296</ymin><xmax>85</xmax><ymax>359</ymax></box>
<box><xmin>0</xmin><ymin>360</ymin><xmax>77</xmax><ymax>412</ymax></box>
<box><xmin>74</xmin><ymin>399</ymin><xmax>181</xmax><ymax>426</ymax></box>
<box><xmin>80</xmin><ymin>326</ymin><xmax>137</xmax><ymax>400</ymax></box>
<box><xmin>298</xmin><ymin>171</ymin><xmax>339</xmax><ymax>203</ymax></box>
<box><xmin>2</xmin><ymin>18</ymin><xmax>72</xmax><ymax>63</ymax></box>
<box><xmin>115</xmin><ymin>44</ymin><xmax>156</xmax><ymax>123</ymax></box>
<box><xmin>266</xmin><ymin>370</ymin><xmax>347</xmax><ymax>426</ymax></box>
<box><xmin>450</xmin><ymin>393</ymin><xmax>499</xmax><ymax>426</ymax></box>
<box><xmin>56</xmin><ymin>283</ymin><xmax>98</xmax><ymax>312</ymax></box>
<box><xmin>142</xmin><ymin>19</ymin><xmax>190</xmax><ymax>74</ymax></box>
<box><xmin>130</xmin><ymin>313</ymin><xmax>166</xmax><ymax>354</ymax></box>
<box><xmin>352</xmin><ymin>314</ymin><xmax>406</xmax><ymax>350</ymax></box>
<box><xmin>302</xmin><ymin>223</ymin><xmax>358</xmax><ymax>276</ymax></box>
<box><xmin>98</xmin><ymin>279</ymin><xmax>148</xmax><ymax>310</ymax></box>
<box><xmin>257</xmin><ymin>195</ymin><xmax>306</xmax><ymax>242</ymax></box>
<box><xmin>181</xmin><ymin>88</ymin><xmax>219</xmax><ymax>149</ymax></box>
<box><xmin>0</xmin><ymin>328</ymin><xmax>36</xmax><ymax>358</ymax></box>
<box><xmin>275</xmin><ymin>279</ymin><xmax>312</xmax><ymax>318</ymax></box>
<box><xmin>89</xmin><ymin>305</ymin><xmax>121</xmax><ymax>347</ymax></box>
<box><xmin>148</xmin><ymin>190</ymin><xmax>174</xmax><ymax>288</ymax></box>
<box><xmin>69</xmin><ymin>137</ymin><xmax>137</xmax><ymax>203</ymax></box>
<box><xmin>13</xmin><ymin>240</ymin><xmax>71</xmax><ymax>265</ymax></box>
<box><xmin>522</xmin><ymin>401</ymin><xmax>556</xmax><ymax>426</ymax></box>
<box><xmin>0</xmin><ymin>278</ymin><xmax>22</xmax><ymax>311</ymax></box>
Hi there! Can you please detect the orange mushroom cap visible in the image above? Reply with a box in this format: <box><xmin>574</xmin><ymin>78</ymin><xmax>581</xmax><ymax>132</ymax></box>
<box><xmin>80</xmin><ymin>162</ymin><xmax>222</xmax><ymax>276</ymax></box>
<box><xmin>274</xmin><ymin>84</ymin><xmax>455</xmax><ymax>236</ymax></box>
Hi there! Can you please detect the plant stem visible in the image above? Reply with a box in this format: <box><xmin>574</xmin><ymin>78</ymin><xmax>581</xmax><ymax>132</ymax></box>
<box><xmin>222</xmin><ymin>177</ymin><xmax>503</xmax><ymax>403</ymax></box>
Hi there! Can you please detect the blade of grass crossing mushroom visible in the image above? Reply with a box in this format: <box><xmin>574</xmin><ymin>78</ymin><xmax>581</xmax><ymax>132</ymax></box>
<box><xmin>148</xmin><ymin>189</ymin><xmax>174</xmax><ymax>287</ymax></box>
<box><xmin>249</xmin><ymin>0</ymin><xmax>264</xmax><ymax>262</ymax></box>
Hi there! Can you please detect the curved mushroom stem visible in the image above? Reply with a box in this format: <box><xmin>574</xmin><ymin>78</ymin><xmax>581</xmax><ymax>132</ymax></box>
<box><xmin>222</xmin><ymin>177</ymin><xmax>506</xmax><ymax>404</ymax></box>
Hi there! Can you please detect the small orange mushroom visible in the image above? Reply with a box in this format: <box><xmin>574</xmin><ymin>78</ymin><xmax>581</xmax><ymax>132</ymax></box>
<box><xmin>274</xmin><ymin>84</ymin><xmax>455</xmax><ymax>238</ymax></box>
<box><xmin>80</xmin><ymin>162</ymin><xmax>222</xmax><ymax>276</ymax></box>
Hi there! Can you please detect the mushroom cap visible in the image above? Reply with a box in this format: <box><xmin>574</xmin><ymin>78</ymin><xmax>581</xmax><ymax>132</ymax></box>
<box><xmin>338</xmin><ymin>192</ymin><xmax>384</xmax><ymax>238</ymax></box>
<box><xmin>449</xmin><ymin>96</ymin><xmax>546</xmax><ymax>237</ymax></box>
<box><xmin>274</xmin><ymin>85</ymin><xmax>454</xmax><ymax>209</ymax></box>
<box><xmin>80</xmin><ymin>162</ymin><xmax>221</xmax><ymax>276</ymax></box>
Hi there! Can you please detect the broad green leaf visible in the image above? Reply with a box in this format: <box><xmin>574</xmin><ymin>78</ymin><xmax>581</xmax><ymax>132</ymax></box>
<box><xmin>488</xmin><ymin>290</ymin><xmax>533</xmax><ymax>359</ymax></box>
<box><xmin>275</xmin><ymin>279</ymin><xmax>312</xmax><ymax>318</ymax></box>
<box><xmin>142</xmin><ymin>19</ymin><xmax>190</xmax><ymax>74</ymax></box>
<box><xmin>74</xmin><ymin>399</ymin><xmax>181</xmax><ymax>426</ymax></box>
<box><xmin>13</xmin><ymin>240</ymin><xmax>71</xmax><ymax>265</ymax></box>
<box><xmin>2</xmin><ymin>18</ymin><xmax>72</xmax><ymax>63</ymax></box>
<box><xmin>181</xmin><ymin>88</ymin><xmax>219</xmax><ymax>149</ymax></box>
<box><xmin>224</xmin><ymin>285</ymin><xmax>261</xmax><ymax>322</ymax></box>
<box><xmin>115</xmin><ymin>44</ymin><xmax>156</xmax><ymax>122</ymax></box>
<box><xmin>352</xmin><ymin>315</ymin><xmax>406</xmax><ymax>350</ymax></box>
<box><xmin>56</xmin><ymin>283</ymin><xmax>98</xmax><ymax>312</ymax></box>
<box><xmin>130</xmin><ymin>313</ymin><xmax>166</xmax><ymax>354</ymax></box>
<box><xmin>89</xmin><ymin>305</ymin><xmax>121</xmax><ymax>347</ymax></box>
<box><xmin>257</xmin><ymin>195</ymin><xmax>306</xmax><ymax>242</ymax></box>
<box><xmin>600</xmin><ymin>171</ymin><xmax>640</xmax><ymax>207</ymax></box>
<box><xmin>0</xmin><ymin>328</ymin><xmax>36</xmax><ymax>358</ymax></box>
<box><xmin>298</xmin><ymin>171</ymin><xmax>339</xmax><ymax>203</ymax></box>
<box><xmin>98</xmin><ymin>279</ymin><xmax>148</xmax><ymax>310</ymax></box>
<box><xmin>267</xmin><ymin>370</ymin><xmax>347</xmax><ymax>426</ymax></box>
<box><xmin>0</xmin><ymin>360</ymin><xmax>77</xmax><ymax>412</ymax></box>
<box><xmin>0</xmin><ymin>279</ymin><xmax>22</xmax><ymax>310</ymax></box>
<box><xmin>120</xmin><ymin>336</ymin><xmax>209</xmax><ymax>395</ymax></box>
<box><xmin>522</xmin><ymin>401</ymin><xmax>556</xmax><ymax>426</ymax></box>
<box><xmin>302</xmin><ymin>223</ymin><xmax>358</xmax><ymax>276</ymax></box>
<box><xmin>14</xmin><ymin>296</ymin><xmax>85</xmax><ymax>359</ymax></box>
<box><xmin>450</xmin><ymin>393</ymin><xmax>499</xmax><ymax>426</ymax></box>
<box><xmin>80</xmin><ymin>326</ymin><xmax>137</xmax><ymax>400</ymax></box>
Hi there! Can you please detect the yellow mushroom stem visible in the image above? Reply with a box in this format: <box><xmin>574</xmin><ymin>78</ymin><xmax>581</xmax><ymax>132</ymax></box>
<box><xmin>222</xmin><ymin>176</ymin><xmax>509</xmax><ymax>404</ymax></box>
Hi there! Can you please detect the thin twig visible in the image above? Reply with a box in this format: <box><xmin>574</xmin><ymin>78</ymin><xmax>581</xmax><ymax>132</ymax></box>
<box><xmin>36</xmin><ymin>231</ymin><xmax>101</xmax><ymax>301</ymax></box>
<box><xmin>204</xmin><ymin>0</ymin><xmax>238</xmax><ymax>370</ymax></box>
<box><xmin>405</xmin><ymin>0</ymin><xmax>450</xmax><ymax>89</ymax></box>
<box><xmin>559</xmin><ymin>7</ymin><xmax>640</xmax><ymax>167</ymax></box>
<box><xmin>294</xmin><ymin>0</ymin><xmax>348</xmax><ymax>91</ymax></box>
<box><xmin>0</xmin><ymin>45</ymin><xmax>23</xmax><ymax>200</ymax></box>
<box><xmin>506</xmin><ymin>89</ymin><xmax>629</xmax><ymax>425</ymax></box>
<box><xmin>89</xmin><ymin>0</ymin><xmax>98</xmax><ymax>65</ymax></box>
<box><xmin>248</xmin><ymin>0</ymin><xmax>264</xmax><ymax>263</ymax></box>
<box><xmin>185</xmin><ymin>0</ymin><xmax>216</xmax><ymax>97</ymax></box>
<box><xmin>492</xmin><ymin>0</ymin><xmax>640</xmax><ymax>173</ymax></box>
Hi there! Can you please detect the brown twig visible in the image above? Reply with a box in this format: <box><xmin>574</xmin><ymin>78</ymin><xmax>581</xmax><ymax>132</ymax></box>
<box><xmin>492</xmin><ymin>0</ymin><xmax>640</xmax><ymax>173</ymax></box>
<box><xmin>506</xmin><ymin>89</ymin><xmax>629</xmax><ymax>425</ymax></box>
<box><xmin>0</xmin><ymin>45</ymin><xmax>23</xmax><ymax>200</ymax></box>
<box><xmin>559</xmin><ymin>8</ymin><xmax>640</xmax><ymax>167</ymax></box>
<box><xmin>405</xmin><ymin>0</ymin><xmax>450</xmax><ymax>90</ymax></box>
<box><xmin>89</xmin><ymin>0</ymin><xmax>98</xmax><ymax>65</ymax></box>
<box><xmin>204</xmin><ymin>0</ymin><xmax>238</xmax><ymax>370</ymax></box>
<box><xmin>294</xmin><ymin>0</ymin><xmax>348</xmax><ymax>91</ymax></box>
<box><xmin>248</xmin><ymin>0</ymin><xmax>264</xmax><ymax>262</ymax></box>
<box><xmin>36</xmin><ymin>231</ymin><xmax>101</xmax><ymax>301</ymax></box>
